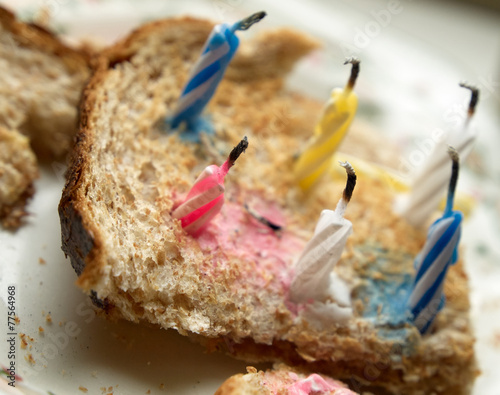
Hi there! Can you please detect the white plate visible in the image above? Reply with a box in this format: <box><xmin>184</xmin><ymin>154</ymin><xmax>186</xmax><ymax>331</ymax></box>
<box><xmin>1</xmin><ymin>1</ymin><xmax>500</xmax><ymax>394</ymax></box>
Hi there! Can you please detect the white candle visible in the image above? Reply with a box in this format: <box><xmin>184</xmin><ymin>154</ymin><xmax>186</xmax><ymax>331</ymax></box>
<box><xmin>290</xmin><ymin>162</ymin><xmax>356</xmax><ymax>303</ymax></box>
<box><xmin>398</xmin><ymin>83</ymin><xmax>478</xmax><ymax>228</ymax></box>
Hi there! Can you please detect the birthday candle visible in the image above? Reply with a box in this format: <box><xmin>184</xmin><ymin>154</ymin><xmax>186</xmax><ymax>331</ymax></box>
<box><xmin>169</xmin><ymin>12</ymin><xmax>266</xmax><ymax>141</ymax></box>
<box><xmin>398</xmin><ymin>83</ymin><xmax>479</xmax><ymax>228</ymax></box>
<box><xmin>172</xmin><ymin>137</ymin><xmax>248</xmax><ymax>236</ymax></box>
<box><xmin>290</xmin><ymin>162</ymin><xmax>356</xmax><ymax>303</ymax></box>
<box><xmin>329</xmin><ymin>152</ymin><xmax>408</xmax><ymax>192</ymax></box>
<box><xmin>294</xmin><ymin>58</ymin><xmax>360</xmax><ymax>190</ymax></box>
<box><xmin>407</xmin><ymin>147</ymin><xmax>462</xmax><ymax>334</ymax></box>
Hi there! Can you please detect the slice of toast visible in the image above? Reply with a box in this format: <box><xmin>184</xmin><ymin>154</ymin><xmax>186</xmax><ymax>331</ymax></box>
<box><xmin>59</xmin><ymin>16</ymin><xmax>477</xmax><ymax>394</ymax></box>
<box><xmin>215</xmin><ymin>364</ymin><xmax>358</xmax><ymax>395</ymax></box>
<box><xmin>0</xmin><ymin>6</ymin><xmax>90</xmax><ymax>228</ymax></box>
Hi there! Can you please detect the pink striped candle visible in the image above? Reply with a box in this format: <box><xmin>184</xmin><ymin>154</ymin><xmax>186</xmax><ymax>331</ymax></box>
<box><xmin>172</xmin><ymin>137</ymin><xmax>248</xmax><ymax>236</ymax></box>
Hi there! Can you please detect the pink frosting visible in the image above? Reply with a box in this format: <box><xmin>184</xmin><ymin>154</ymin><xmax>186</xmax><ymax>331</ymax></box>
<box><xmin>285</xmin><ymin>373</ymin><xmax>357</xmax><ymax>395</ymax></box>
<box><xmin>195</xmin><ymin>196</ymin><xmax>306</xmax><ymax>293</ymax></box>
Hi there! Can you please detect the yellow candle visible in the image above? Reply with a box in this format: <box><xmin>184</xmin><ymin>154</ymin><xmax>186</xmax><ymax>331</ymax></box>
<box><xmin>329</xmin><ymin>152</ymin><xmax>408</xmax><ymax>193</ymax></box>
<box><xmin>294</xmin><ymin>58</ymin><xmax>360</xmax><ymax>190</ymax></box>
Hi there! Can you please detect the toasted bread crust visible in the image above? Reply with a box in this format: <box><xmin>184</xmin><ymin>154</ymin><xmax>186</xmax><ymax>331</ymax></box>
<box><xmin>60</xmin><ymin>60</ymin><xmax>113</xmax><ymax>310</ymax></box>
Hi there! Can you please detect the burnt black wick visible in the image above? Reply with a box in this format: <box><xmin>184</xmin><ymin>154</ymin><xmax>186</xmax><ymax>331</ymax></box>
<box><xmin>345</xmin><ymin>57</ymin><xmax>360</xmax><ymax>90</ymax></box>
<box><xmin>445</xmin><ymin>146</ymin><xmax>460</xmax><ymax>215</ymax></box>
<box><xmin>236</xmin><ymin>11</ymin><xmax>266</xmax><ymax>31</ymax></box>
<box><xmin>339</xmin><ymin>161</ymin><xmax>356</xmax><ymax>203</ymax></box>
<box><xmin>459</xmin><ymin>81</ymin><xmax>479</xmax><ymax>118</ymax></box>
<box><xmin>228</xmin><ymin>136</ymin><xmax>249</xmax><ymax>166</ymax></box>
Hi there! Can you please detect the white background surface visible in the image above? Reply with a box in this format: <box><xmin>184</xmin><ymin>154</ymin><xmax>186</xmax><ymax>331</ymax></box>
<box><xmin>1</xmin><ymin>0</ymin><xmax>499</xmax><ymax>394</ymax></box>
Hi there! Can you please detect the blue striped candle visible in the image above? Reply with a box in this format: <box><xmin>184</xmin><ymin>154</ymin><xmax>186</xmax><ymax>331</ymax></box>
<box><xmin>407</xmin><ymin>147</ymin><xmax>462</xmax><ymax>334</ymax></box>
<box><xmin>169</xmin><ymin>11</ymin><xmax>266</xmax><ymax>141</ymax></box>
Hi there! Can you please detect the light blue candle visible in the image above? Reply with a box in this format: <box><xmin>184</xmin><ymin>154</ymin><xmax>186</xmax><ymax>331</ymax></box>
<box><xmin>407</xmin><ymin>147</ymin><xmax>462</xmax><ymax>334</ymax></box>
<box><xmin>169</xmin><ymin>11</ymin><xmax>266</xmax><ymax>141</ymax></box>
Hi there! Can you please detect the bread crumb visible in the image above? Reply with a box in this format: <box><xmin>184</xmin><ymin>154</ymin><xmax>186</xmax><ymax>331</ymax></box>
<box><xmin>19</xmin><ymin>333</ymin><xmax>27</xmax><ymax>349</ymax></box>
<box><xmin>59</xmin><ymin>321</ymin><xmax>64</xmax><ymax>327</ymax></box>
<box><xmin>25</xmin><ymin>354</ymin><xmax>35</xmax><ymax>364</ymax></box>
<box><xmin>15</xmin><ymin>316</ymin><xmax>20</xmax><ymax>324</ymax></box>
<box><xmin>146</xmin><ymin>390</ymin><xmax>151</xmax><ymax>394</ymax></box>
<box><xmin>39</xmin><ymin>257</ymin><xmax>46</xmax><ymax>265</ymax></box>
<box><xmin>159</xmin><ymin>383</ymin><xmax>165</xmax><ymax>390</ymax></box>
<box><xmin>21</xmin><ymin>334</ymin><xmax>34</xmax><ymax>345</ymax></box>
<box><xmin>78</xmin><ymin>386</ymin><xmax>88</xmax><ymax>393</ymax></box>
<box><xmin>39</xmin><ymin>326</ymin><xmax>44</xmax><ymax>334</ymax></box>
<box><xmin>246</xmin><ymin>366</ymin><xmax>257</xmax><ymax>373</ymax></box>
<box><xmin>100</xmin><ymin>387</ymin><xmax>106</xmax><ymax>393</ymax></box>
<box><xmin>46</xmin><ymin>313</ymin><xmax>52</xmax><ymax>324</ymax></box>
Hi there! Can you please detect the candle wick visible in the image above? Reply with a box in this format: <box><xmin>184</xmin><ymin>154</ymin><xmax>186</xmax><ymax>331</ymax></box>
<box><xmin>231</xmin><ymin>11</ymin><xmax>266</xmax><ymax>33</ymax></box>
<box><xmin>344</xmin><ymin>57</ymin><xmax>360</xmax><ymax>91</ymax></box>
<box><xmin>228</xmin><ymin>136</ymin><xmax>249</xmax><ymax>166</ymax></box>
<box><xmin>459</xmin><ymin>81</ymin><xmax>480</xmax><ymax>120</ymax></box>
<box><xmin>221</xmin><ymin>136</ymin><xmax>249</xmax><ymax>176</ymax></box>
<box><xmin>335</xmin><ymin>161</ymin><xmax>356</xmax><ymax>216</ymax></box>
<box><xmin>445</xmin><ymin>146</ymin><xmax>460</xmax><ymax>215</ymax></box>
<box><xmin>339</xmin><ymin>161</ymin><xmax>356</xmax><ymax>203</ymax></box>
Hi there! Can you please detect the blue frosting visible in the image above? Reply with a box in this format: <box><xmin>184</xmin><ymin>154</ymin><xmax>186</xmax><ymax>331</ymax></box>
<box><xmin>165</xmin><ymin>114</ymin><xmax>214</xmax><ymax>143</ymax></box>
<box><xmin>358</xmin><ymin>271</ymin><xmax>412</xmax><ymax>325</ymax></box>
<box><xmin>353</xmin><ymin>248</ymin><xmax>419</xmax><ymax>355</ymax></box>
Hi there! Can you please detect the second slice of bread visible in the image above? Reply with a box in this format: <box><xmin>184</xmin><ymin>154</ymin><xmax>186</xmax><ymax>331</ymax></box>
<box><xmin>0</xmin><ymin>6</ymin><xmax>90</xmax><ymax>161</ymax></box>
<box><xmin>0</xmin><ymin>6</ymin><xmax>90</xmax><ymax>228</ymax></box>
